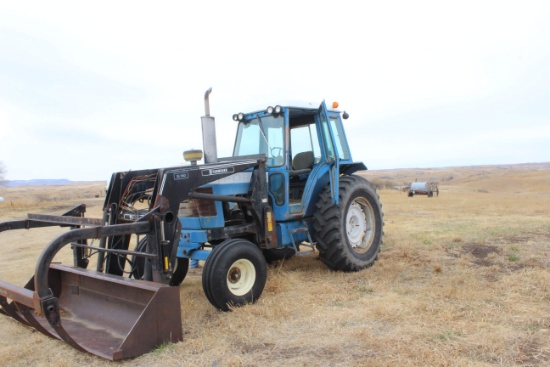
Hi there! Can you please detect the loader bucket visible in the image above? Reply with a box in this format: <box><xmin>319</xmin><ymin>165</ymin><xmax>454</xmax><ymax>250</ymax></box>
<box><xmin>1</xmin><ymin>264</ymin><xmax>182</xmax><ymax>360</ymax></box>
<box><xmin>0</xmin><ymin>208</ymin><xmax>183</xmax><ymax>361</ymax></box>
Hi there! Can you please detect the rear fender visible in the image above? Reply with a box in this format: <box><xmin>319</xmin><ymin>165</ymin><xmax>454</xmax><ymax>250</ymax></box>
<box><xmin>339</xmin><ymin>162</ymin><xmax>367</xmax><ymax>175</ymax></box>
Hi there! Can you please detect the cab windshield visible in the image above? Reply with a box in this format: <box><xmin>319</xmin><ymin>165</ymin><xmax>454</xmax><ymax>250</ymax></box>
<box><xmin>233</xmin><ymin>114</ymin><xmax>285</xmax><ymax>167</ymax></box>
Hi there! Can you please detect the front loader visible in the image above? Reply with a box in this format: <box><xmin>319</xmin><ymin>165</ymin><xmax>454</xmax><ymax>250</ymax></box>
<box><xmin>0</xmin><ymin>89</ymin><xmax>383</xmax><ymax>360</ymax></box>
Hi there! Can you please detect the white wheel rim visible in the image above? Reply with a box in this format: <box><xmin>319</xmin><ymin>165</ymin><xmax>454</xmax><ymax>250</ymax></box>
<box><xmin>226</xmin><ymin>259</ymin><xmax>256</xmax><ymax>296</ymax></box>
<box><xmin>346</xmin><ymin>198</ymin><xmax>375</xmax><ymax>253</ymax></box>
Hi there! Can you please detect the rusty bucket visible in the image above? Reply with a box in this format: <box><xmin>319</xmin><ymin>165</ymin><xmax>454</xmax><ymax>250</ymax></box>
<box><xmin>0</xmin><ymin>209</ymin><xmax>183</xmax><ymax>361</ymax></box>
<box><xmin>1</xmin><ymin>263</ymin><xmax>182</xmax><ymax>360</ymax></box>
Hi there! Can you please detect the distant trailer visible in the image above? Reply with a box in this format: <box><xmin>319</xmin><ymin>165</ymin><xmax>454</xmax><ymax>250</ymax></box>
<box><xmin>408</xmin><ymin>182</ymin><xmax>439</xmax><ymax>197</ymax></box>
<box><xmin>0</xmin><ymin>197</ymin><xmax>4</xmax><ymax>203</ymax></box>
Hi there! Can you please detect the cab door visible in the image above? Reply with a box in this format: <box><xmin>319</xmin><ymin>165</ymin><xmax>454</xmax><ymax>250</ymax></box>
<box><xmin>318</xmin><ymin>101</ymin><xmax>340</xmax><ymax>205</ymax></box>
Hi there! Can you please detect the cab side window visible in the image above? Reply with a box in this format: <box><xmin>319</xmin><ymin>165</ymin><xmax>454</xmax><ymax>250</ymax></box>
<box><xmin>290</xmin><ymin>123</ymin><xmax>321</xmax><ymax>165</ymax></box>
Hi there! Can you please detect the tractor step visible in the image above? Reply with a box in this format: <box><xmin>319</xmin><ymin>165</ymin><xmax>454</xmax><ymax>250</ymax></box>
<box><xmin>288</xmin><ymin>221</ymin><xmax>316</xmax><ymax>256</ymax></box>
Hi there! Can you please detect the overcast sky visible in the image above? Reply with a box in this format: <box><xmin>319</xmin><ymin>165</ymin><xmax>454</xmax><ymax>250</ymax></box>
<box><xmin>1</xmin><ymin>1</ymin><xmax>549</xmax><ymax>181</ymax></box>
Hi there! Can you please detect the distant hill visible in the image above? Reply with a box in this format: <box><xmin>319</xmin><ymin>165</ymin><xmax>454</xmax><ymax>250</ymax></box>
<box><xmin>360</xmin><ymin>162</ymin><xmax>550</xmax><ymax>194</ymax></box>
<box><xmin>2</xmin><ymin>179</ymin><xmax>74</xmax><ymax>187</ymax></box>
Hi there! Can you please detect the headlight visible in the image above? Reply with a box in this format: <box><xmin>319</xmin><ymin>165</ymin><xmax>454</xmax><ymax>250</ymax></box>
<box><xmin>267</xmin><ymin>105</ymin><xmax>282</xmax><ymax>115</ymax></box>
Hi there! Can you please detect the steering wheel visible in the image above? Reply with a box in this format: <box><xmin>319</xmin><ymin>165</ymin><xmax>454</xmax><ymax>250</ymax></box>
<box><xmin>270</xmin><ymin>147</ymin><xmax>283</xmax><ymax>158</ymax></box>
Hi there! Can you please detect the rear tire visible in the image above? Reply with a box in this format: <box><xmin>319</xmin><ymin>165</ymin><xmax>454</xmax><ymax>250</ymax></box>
<box><xmin>313</xmin><ymin>175</ymin><xmax>383</xmax><ymax>272</ymax></box>
<box><xmin>202</xmin><ymin>239</ymin><xmax>267</xmax><ymax>311</ymax></box>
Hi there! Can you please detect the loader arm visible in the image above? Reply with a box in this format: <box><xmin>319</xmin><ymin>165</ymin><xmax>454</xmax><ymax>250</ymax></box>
<box><xmin>100</xmin><ymin>157</ymin><xmax>267</xmax><ymax>283</ymax></box>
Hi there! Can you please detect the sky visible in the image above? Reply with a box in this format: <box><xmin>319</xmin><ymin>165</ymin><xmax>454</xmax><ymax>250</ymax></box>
<box><xmin>0</xmin><ymin>1</ymin><xmax>549</xmax><ymax>181</ymax></box>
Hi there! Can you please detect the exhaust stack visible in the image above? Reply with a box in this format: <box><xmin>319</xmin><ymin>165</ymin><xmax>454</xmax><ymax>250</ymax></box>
<box><xmin>201</xmin><ymin>87</ymin><xmax>218</xmax><ymax>163</ymax></box>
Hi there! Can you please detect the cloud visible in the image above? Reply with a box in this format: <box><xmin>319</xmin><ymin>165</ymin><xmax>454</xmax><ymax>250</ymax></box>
<box><xmin>0</xmin><ymin>1</ymin><xmax>549</xmax><ymax>180</ymax></box>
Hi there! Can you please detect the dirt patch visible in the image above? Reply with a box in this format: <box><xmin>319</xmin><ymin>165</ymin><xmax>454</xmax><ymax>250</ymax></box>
<box><xmin>458</xmin><ymin>230</ymin><xmax>550</xmax><ymax>271</ymax></box>
<box><xmin>461</xmin><ymin>243</ymin><xmax>500</xmax><ymax>266</ymax></box>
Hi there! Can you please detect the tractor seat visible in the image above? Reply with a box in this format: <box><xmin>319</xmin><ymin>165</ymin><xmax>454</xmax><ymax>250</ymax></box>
<box><xmin>289</xmin><ymin>151</ymin><xmax>314</xmax><ymax>177</ymax></box>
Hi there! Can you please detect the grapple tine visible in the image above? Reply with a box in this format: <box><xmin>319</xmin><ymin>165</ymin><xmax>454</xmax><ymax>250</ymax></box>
<box><xmin>0</xmin><ymin>297</ymin><xmax>29</xmax><ymax>325</ymax></box>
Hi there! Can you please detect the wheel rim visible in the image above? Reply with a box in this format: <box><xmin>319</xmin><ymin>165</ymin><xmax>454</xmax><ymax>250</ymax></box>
<box><xmin>345</xmin><ymin>197</ymin><xmax>375</xmax><ymax>254</ymax></box>
<box><xmin>226</xmin><ymin>259</ymin><xmax>256</xmax><ymax>296</ymax></box>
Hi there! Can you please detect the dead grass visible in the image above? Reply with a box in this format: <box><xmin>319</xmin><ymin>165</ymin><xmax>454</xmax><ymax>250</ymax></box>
<box><xmin>0</xmin><ymin>183</ymin><xmax>105</xmax><ymax>214</ymax></box>
<box><xmin>0</xmin><ymin>164</ymin><xmax>549</xmax><ymax>366</ymax></box>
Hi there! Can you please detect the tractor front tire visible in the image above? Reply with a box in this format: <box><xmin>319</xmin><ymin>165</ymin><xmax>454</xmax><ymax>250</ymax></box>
<box><xmin>313</xmin><ymin>175</ymin><xmax>383</xmax><ymax>272</ymax></box>
<box><xmin>202</xmin><ymin>239</ymin><xmax>267</xmax><ymax>311</ymax></box>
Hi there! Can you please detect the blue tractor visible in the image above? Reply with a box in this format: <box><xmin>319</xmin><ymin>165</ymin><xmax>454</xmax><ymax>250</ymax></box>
<box><xmin>164</xmin><ymin>88</ymin><xmax>384</xmax><ymax>309</ymax></box>
<box><xmin>0</xmin><ymin>89</ymin><xmax>383</xmax><ymax>360</ymax></box>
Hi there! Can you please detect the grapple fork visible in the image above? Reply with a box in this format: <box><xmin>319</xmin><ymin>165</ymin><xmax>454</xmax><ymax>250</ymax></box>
<box><xmin>0</xmin><ymin>206</ymin><xmax>182</xmax><ymax>360</ymax></box>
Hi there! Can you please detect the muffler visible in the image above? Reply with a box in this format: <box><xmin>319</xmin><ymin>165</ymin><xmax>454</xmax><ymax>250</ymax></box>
<box><xmin>201</xmin><ymin>87</ymin><xmax>218</xmax><ymax>164</ymax></box>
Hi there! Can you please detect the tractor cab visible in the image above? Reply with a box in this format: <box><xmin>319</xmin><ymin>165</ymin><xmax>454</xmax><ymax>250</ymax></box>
<box><xmin>231</xmin><ymin>102</ymin><xmax>365</xmax><ymax>221</ymax></box>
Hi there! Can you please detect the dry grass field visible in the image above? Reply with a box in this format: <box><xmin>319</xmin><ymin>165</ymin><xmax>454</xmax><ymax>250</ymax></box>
<box><xmin>0</xmin><ymin>163</ymin><xmax>549</xmax><ymax>367</ymax></box>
